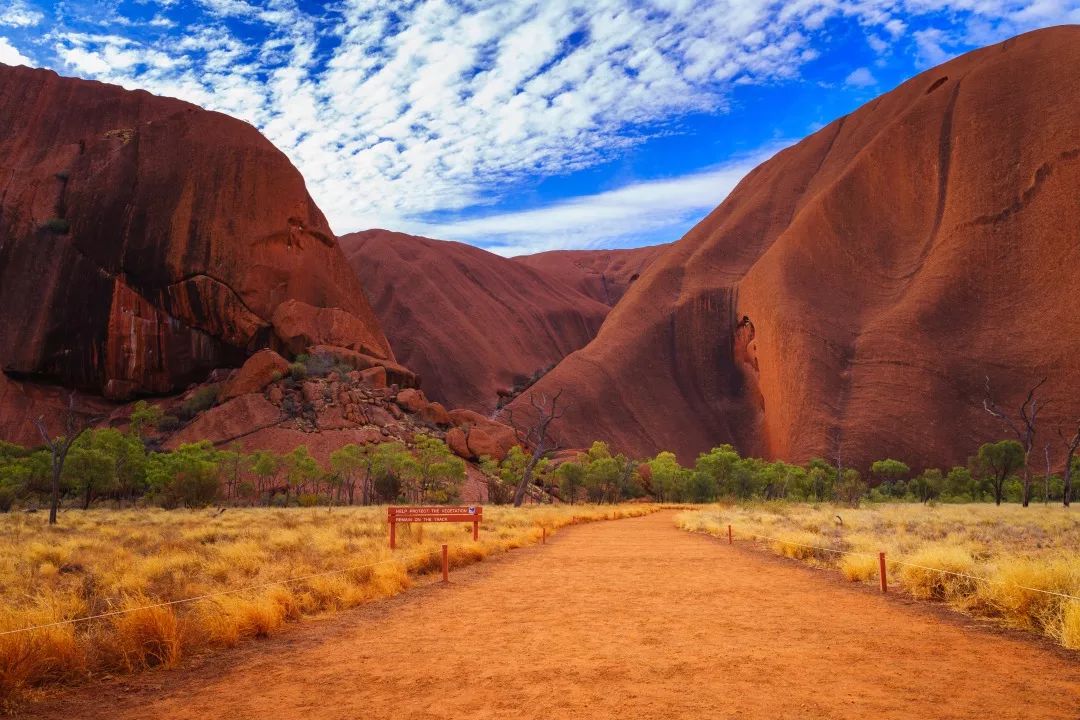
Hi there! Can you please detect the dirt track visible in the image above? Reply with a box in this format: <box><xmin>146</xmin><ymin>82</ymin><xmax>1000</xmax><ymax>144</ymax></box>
<box><xmin>32</xmin><ymin>511</ymin><xmax>1080</xmax><ymax>719</ymax></box>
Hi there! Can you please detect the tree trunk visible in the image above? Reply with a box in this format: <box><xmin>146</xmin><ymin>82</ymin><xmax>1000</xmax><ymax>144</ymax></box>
<box><xmin>83</xmin><ymin>482</ymin><xmax>92</xmax><ymax>510</ymax></box>
<box><xmin>1063</xmin><ymin>454</ymin><xmax>1074</xmax><ymax>508</ymax></box>
<box><xmin>512</xmin><ymin>449</ymin><xmax>543</xmax><ymax>507</ymax></box>
<box><xmin>49</xmin><ymin>458</ymin><xmax>61</xmax><ymax>525</ymax></box>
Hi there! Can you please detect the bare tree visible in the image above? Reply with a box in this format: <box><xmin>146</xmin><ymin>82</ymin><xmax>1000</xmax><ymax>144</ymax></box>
<box><xmin>1059</xmin><ymin>421</ymin><xmax>1080</xmax><ymax>508</ymax></box>
<box><xmin>505</xmin><ymin>390</ymin><xmax>566</xmax><ymax>507</ymax></box>
<box><xmin>1043</xmin><ymin>443</ymin><xmax>1052</xmax><ymax>506</ymax></box>
<box><xmin>33</xmin><ymin>393</ymin><xmax>98</xmax><ymax>525</ymax></box>
<box><xmin>983</xmin><ymin>376</ymin><xmax>1046</xmax><ymax>507</ymax></box>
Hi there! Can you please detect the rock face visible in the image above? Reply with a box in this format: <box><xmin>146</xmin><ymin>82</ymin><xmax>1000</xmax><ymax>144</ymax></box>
<box><xmin>513</xmin><ymin>27</ymin><xmax>1080</xmax><ymax>470</ymax></box>
<box><xmin>0</xmin><ymin>65</ymin><xmax>391</xmax><ymax>401</ymax></box>
<box><xmin>514</xmin><ymin>245</ymin><xmax>666</xmax><ymax>306</ymax></box>
<box><xmin>340</xmin><ymin>229</ymin><xmax>610</xmax><ymax>412</ymax></box>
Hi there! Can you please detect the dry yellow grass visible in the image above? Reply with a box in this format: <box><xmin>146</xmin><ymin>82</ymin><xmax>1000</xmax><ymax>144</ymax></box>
<box><xmin>676</xmin><ymin>503</ymin><xmax>1080</xmax><ymax>649</ymax></box>
<box><xmin>0</xmin><ymin>504</ymin><xmax>655</xmax><ymax>705</ymax></box>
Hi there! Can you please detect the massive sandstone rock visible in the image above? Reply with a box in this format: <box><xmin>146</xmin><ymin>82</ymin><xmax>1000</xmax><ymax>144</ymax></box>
<box><xmin>514</xmin><ymin>244</ymin><xmax>667</xmax><ymax>306</ymax></box>
<box><xmin>0</xmin><ymin>65</ymin><xmax>391</xmax><ymax>402</ymax></box>
<box><xmin>340</xmin><ymin>229</ymin><xmax>610</xmax><ymax>412</ymax></box>
<box><xmin>512</xmin><ymin>27</ymin><xmax>1080</xmax><ymax>470</ymax></box>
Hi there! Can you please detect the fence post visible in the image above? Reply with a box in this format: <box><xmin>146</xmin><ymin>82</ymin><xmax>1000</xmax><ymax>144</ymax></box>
<box><xmin>542</xmin><ymin>526</ymin><xmax>546</xmax><ymax>544</ymax></box>
<box><xmin>441</xmin><ymin>544</ymin><xmax>449</xmax><ymax>583</ymax></box>
<box><xmin>390</xmin><ymin>518</ymin><xmax>396</xmax><ymax>550</ymax></box>
<box><xmin>728</xmin><ymin>524</ymin><xmax>733</xmax><ymax>545</ymax></box>
<box><xmin>879</xmin><ymin>552</ymin><xmax>888</xmax><ymax>593</ymax></box>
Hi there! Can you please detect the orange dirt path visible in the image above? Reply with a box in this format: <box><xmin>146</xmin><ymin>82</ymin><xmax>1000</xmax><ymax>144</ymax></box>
<box><xmin>31</xmin><ymin>511</ymin><xmax>1080</xmax><ymax>719</ymax></box>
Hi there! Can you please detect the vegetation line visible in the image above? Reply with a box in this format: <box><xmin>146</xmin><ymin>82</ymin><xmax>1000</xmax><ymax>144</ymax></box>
<box><xmin>0</xmin><ymin>551</ymin><xmax>435</xmax><ymax>638</ymax></box>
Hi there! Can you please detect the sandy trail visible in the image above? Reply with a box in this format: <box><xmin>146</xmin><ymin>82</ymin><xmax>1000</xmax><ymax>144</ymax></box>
<box><xmin>32</xmin><ymin>511</ymin><xmax>1080</xmax><ymax>720</ymax></box>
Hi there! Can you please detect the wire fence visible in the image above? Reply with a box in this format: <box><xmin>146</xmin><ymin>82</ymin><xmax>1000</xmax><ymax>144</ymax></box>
<box><xmin>737</xmin><ymin>528</ymin><xmax>1080</xmax><ymax>602</ymax></box>
<box><xmin>0</xmin><ymin>549</ymin><xmax>443</xmax><ymax>638</ymax></box>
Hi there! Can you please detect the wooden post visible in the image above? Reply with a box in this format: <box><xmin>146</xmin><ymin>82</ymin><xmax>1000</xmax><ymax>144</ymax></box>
<box><xmin>473</xmin><ymin>520</ymin><xmax>479</xmax><ymax>541</ymax></box>
<box><xmin>879</xmin><ymin>552</ymin><xmax>888</xmax><ymax>593</ymax></box>
<box><xmin>542</xmin><ymin>526</ymin><xmax>546</xmax><ymax>544</ymax></box>
<box><xmin>390</xmin><ymin>518</ymin><xmax>396</xmax><ymax>550</ymax></box>
<box><xmin>728</xmin><ymin>524</ymin><xmax>733</xmax><ymax>545</ymax></box>
<box><xmin>441</xmin><ymin>544</ymin><xmax>449</xmax><ymax>583</ymax></box>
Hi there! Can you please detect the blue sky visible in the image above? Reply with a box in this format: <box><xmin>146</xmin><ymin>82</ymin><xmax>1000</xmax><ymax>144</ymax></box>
<box><xmin>1</xmin><ymin>1</ymin><xmax>1078</xmax><ymax>255</ymax></box>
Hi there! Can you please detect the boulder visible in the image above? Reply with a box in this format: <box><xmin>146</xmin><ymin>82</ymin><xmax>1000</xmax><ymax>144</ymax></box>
<box><xmin>445</xmin><ymin>427</ymin><xmax>471</xmax><ymax>459</ymax></box>
<box><xmin>395</xmin><ymin>388</ymin><xmax>427</xmax><ymax>413</ymax></box>
<box><xmin>220</xmin><ymin>350</ymin><xmax>289</xmax><ymax>401</ymax></box>
<box><xmin>419</xmin><ymin>401</ymin><xmax>451</xmax><ymax>426</ymax></box>
<box><xmin>465</xmin><ymin>423</ymin><xmax>519</xmax><ymax>462</ymax></box>
<box><xmin>359</xmin><ymin>365</ymin><xmax>387</xmax><ymax>388</ymax></box>
<box><xmin>448</xmin><ymin>408</ymin><xmax>489</xmax><ymax>428</ymax></box>
<box><xmin>271</xmin><ymin>301</ymin><xmax>389</xmax><ymax>359</ymax></box>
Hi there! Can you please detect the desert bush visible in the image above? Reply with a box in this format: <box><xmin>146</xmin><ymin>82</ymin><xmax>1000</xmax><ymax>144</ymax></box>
<box><xmin>298</xmin><ymin>352</ymin><xmax>336</xmax><ymax>377</ymax></box>
<box><xmin>838</xmin><ymin>553</ymin><xmax>879</xmax><ymax>582</ymax></box>
<box><xmin>287</xmin><ymin>362</ymin><xmax>307</xmax><ymax>381</ymax></box>
<box><xmin>178</xmin><ymin>384</ymin><xmax>221</xmax><ymax>420</ymax></box>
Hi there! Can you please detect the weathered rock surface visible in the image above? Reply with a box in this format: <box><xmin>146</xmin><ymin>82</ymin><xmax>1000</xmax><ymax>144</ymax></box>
<box><xmin>340</xmin><ymin>229</ymin><xmax>610</xmax><ymax>412</ymax></box>
<box><xmin>0</xmin><ymin>65</ymin><xmax>391</xmax><ymax>401</ymax></box>
<box><xmin>514</xmin><ymin>27</ymin><xmax>1080</xmax><ymax>470</ymax></box>
<box><xmin>514</xmin><ymin>245</ymin><xmax>666</xmax><ymax>306</ymax></box>
<box><xmin>220</xmin><ymin>350</ymin><xmax>289</xmax><ymax>401</ymax></box>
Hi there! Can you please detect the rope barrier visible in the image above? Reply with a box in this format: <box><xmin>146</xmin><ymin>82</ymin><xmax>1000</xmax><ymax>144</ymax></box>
<box><xmin>748</xmin><ymin>532</ymin><xmax>877</xmax><ymax>559</ymax></box>
<box><xmin>728</xmin><ymin>527</ymin><xmax>1080</xmax><ymax>602</ymax></box>
<box><xmin>0</xmin><ymin>549</ymin><xmax>442</xmax><ymax>638</ymax></box>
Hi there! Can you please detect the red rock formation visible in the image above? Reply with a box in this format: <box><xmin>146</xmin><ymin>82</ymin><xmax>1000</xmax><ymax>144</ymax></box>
<box><xmin>0</xmin><ymin>65</ymin><xmax>391</xmax><ymax>402</ymax></box>
<box><xmin>340</xmin><ymin>229</ymin><xmax>610</xmax><ymax>412</ymax></box>
<box><xmin>514</xmin><ymin>27</ymin><xmax>1080</xmax><ymax>470</ymax></box>
<box><xmin>514</xmin><ymin>245</ymin><xmax>666</xmax><ymax>306</ymax></box>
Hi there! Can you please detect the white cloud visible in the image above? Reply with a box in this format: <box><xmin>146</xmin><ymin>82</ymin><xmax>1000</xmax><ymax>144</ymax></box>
<box><xmin>410</xmin><ymin>142</ymin><xmax>791</xmax><ymax>256</ymax></box>
<box><xmin>0</xmin><ymin>0</ymin><xmax>43</xmax><ymax>28</ymax></box>
<box><xmin>0</xmin><ymin>36</ymin><xmax>32</xmax><ymax>65</ymax></box>
<box><xmin>844</xmin><ymin>66</ymin><xmax>877</xmax><ymax>87</ymax></box>
<box><xmin>913</xmin><ymin>27</ymin><xmax>954</xmax><ymax>67</ymax></box>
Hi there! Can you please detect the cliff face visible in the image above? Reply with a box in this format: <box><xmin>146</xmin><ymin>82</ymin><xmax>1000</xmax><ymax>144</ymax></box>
<box><xmin>0</xmin><ymin>65</ymin><xmax>391</xmax><ymax>403</ymax></box>
<box><xmin>341</xmin><ymin>229</ymin><xmax>610</xmax><ymax>412</ymax></box>
<box><xmin>513</xmin><ymin>27</ymin><xmax>1080</xmax><ymax>469</ymax></box>
<box><xmin>514</xmin><ymin>245</ymin><xmax>666</xmax><ymax>306</ymax></box>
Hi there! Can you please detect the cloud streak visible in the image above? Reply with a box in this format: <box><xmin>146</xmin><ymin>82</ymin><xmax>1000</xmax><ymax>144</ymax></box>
<box><xmin>412</xmin><ymin>142</ymin><xmax>791</xmax><ymax>256</ymax></box>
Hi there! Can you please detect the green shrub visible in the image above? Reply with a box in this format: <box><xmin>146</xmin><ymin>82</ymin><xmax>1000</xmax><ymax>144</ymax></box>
<box><xmin>179</xmin><ymin>384</ymin><xmax>221</xmax><ymax>420</ymax></box>
<box><xmin>297</xmin><ymin>493</ymin><xmax>320</xmax><ymax>507</ymax></box>
<box><xmin>287</xmin><ymin>362</ymin><xmax>307</xmax><ymax>381</ymax></box>
<box><xmin>157</xmin><ymin>415</ymin><xmax>181</xmax><ymax>432</ymax></box>
<box><xmin>42</xmin><ymin>217</ymin><xmax>70</xmax><ymax>234</ymax></box>
<box><xmin>0</xmin><ymin>484</ymin><xmax>15</xmax><ymax>512</ymax></box>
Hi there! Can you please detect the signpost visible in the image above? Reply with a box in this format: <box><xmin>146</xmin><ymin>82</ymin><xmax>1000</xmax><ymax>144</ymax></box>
<box><xmin>387</xmin><ymin>506</ymin><xmax>482</xmax><ymax>549</ymax></box>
